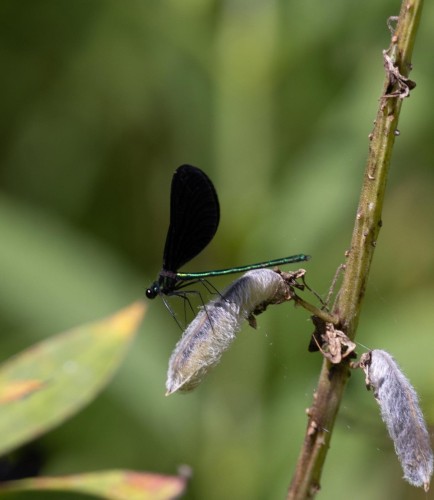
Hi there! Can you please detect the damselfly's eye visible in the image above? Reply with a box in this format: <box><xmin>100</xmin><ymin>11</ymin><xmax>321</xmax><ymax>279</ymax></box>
<box><xmin>145</xmin><ymin>284</ymin><xmax>159</xmax><ymax>299</ymax></box>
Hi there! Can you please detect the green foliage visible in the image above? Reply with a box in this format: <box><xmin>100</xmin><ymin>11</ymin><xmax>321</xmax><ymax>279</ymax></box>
<box><xmin>0</xmin><ymin>1</ymin><xmax>433</xmax><ymax>499</ymax></box>
<box><xmin>0</xmin><ymin>303</ymin><xmax>144</xmax><ymax>456</ymax></box>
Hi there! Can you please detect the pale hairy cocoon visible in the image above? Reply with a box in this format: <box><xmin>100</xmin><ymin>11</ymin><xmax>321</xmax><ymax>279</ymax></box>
<box><xmin>166</xmin><ymin>269</ymin><xmax>293</xmax><ymax>395</ymax></box>
<box><xmin>360</xmin><ymin>349</ymin><xmax>433</xmax><ymax>491</ymax></box>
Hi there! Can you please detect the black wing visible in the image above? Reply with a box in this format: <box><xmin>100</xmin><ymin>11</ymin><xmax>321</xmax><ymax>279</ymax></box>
<box><xmin>162</xmin><ymin>164</ymin><xmax>220</xmax><ymax>272</ymax></box>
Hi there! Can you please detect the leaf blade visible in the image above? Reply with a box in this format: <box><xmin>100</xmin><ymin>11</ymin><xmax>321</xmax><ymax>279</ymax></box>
<box><xmin>0</xmin><ymin>301</ymin><xmax>146</xmax><ymax>455</ymax></box>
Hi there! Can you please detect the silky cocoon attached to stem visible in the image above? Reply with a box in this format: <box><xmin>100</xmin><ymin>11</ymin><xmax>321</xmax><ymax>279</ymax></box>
<box><xmin>166</xmin><ymin>269</ymin><xmax>296</xmax><ymax>395</ymax></box>
<box><xmin>359</xmin><ymin>349</ymin><xmax>433</xmax><ymax>491</ymax></box>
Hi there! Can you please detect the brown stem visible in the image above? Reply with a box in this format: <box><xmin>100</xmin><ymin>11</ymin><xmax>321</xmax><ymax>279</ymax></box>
<box><xmin>287</xmin><ymin>1</ymin><xmax>424</xmax><ymax>498</ymax></box>
<box><xmin>291</xmin><ymin>294</ymin><xmax>338</xmax><ymax>325</ymax></box>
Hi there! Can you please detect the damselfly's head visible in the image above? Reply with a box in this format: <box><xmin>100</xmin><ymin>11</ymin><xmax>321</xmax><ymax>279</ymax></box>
<box><xmin>146</xmin><ymin>281</ymin><xmax>160</xmax><ymax>299</ymax></box>
<box><xmin>146</xmin><ymin>272</ymin><xmax>178</xmax><ymax>299</ymax></box>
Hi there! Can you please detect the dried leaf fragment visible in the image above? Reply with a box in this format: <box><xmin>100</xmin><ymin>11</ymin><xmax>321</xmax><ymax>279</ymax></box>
<box><xmin>309</xmin><ymin>317</ymin><xmax>356</xmax><ymax>364</ymax></box>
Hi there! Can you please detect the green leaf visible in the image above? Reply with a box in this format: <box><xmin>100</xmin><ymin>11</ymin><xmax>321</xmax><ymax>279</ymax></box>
<box><xmin>0</xmin><ymin>469</ymin><xmax>189</xmax><ymax>500</ymax></box>
<box><xmin>0</xmin><ymin>302</ymin><xmax>146</xmax><ymax>455</ymax></box>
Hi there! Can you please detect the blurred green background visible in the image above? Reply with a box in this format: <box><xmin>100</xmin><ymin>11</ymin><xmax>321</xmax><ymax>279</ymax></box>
<box><xmin>1</xmin><ymin>1</ymin><xmax>434</xmax><ymax>499</ymax></box>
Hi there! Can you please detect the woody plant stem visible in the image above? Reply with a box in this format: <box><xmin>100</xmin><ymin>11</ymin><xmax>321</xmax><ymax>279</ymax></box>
<box><xmin>287</xmin><ymin>1</ymin><xmax>424</xmax><ymax>498</ymax></box>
